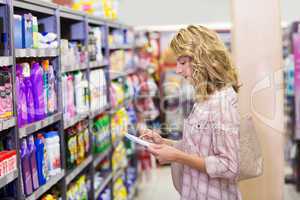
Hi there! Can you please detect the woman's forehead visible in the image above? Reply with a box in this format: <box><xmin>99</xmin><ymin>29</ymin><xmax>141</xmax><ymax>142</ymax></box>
<box><xmin>177</xmin><ymin>56</ymin><xmax>191</xmax><ymax>62</ymax></box>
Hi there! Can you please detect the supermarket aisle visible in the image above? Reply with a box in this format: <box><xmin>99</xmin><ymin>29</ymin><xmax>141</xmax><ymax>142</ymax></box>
<box><xmin>285</xmin><ymin>185</ymin><xmax>300</xmax><ymax>200</ymax></box>
<box><xmin>136</xmin><ymin>166</ymin><xmax>180</xmax><ymax>200</ymax></box>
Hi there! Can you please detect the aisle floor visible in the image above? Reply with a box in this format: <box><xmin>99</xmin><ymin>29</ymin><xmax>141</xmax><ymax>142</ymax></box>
<box><xmin>136</xmin><ymin>166</ymin><xmax>180</xmax><ymax>200</ymax></box>
<box><xmin>135</xmin><ymin>166</ymin><xmax>300</xmax><ymax>200</ymax></box>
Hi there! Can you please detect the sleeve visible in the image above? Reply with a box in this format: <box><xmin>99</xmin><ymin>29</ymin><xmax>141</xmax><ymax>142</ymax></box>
<box><xmin>204</xmin><ymin>93</ymin><xmax>240</xmax><ymax>180</ymax></box>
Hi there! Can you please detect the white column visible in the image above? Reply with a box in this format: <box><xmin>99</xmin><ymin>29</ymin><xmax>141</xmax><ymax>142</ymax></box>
<box><xmin>231</xmin><ymin>0</ymin><xmax>284</xmax><ymax>200</ymax></box>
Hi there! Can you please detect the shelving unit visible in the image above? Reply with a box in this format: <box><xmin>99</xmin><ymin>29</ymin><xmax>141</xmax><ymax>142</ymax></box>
<box><xmin>94</xmin><ymin>173</ymin><xmax>112</xmax><ymax>199</ymax></box>
<box><xmin>15</xmin><ymin>48</ymin><xmax>59</xmax><ymax>58</ymax></box>
<box><xmin>25</xmin><ymin>171</ymin><xmax>65</xmax><ymax>200</ymax></box>
<box><xmin>18</xmin><ymin>112</ymin><xmax>62</xmax><ymax>138</ymax></box>
<box><xmin>65</xmin><ymin>155</ymin><xmax>92</xmax><ymax>185</ymax></box>
<box><xmin>0</xmin><ymin>0</ymin><xmax>139</xmax><ymax>199</ymax></box>
<box><xmin>93</xmin><ymin>147</ymin><xmax>111</xmax><ymax>168</ymax></box>
<box><xmin>0</xmin><ymin>169</ymin><xmax>18</xmax><ymax>189</ymax></box>
<box><xmin>0</xmin><ymin>56</ymin><xmax>13</xmax><ymax>66</ymax></box>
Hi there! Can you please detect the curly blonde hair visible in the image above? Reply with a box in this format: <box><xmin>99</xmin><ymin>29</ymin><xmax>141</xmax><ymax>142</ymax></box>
<box><xmin>170</xmin><ymin>25</ymin><xmax>240</xmax><ymax>102</ymax></box>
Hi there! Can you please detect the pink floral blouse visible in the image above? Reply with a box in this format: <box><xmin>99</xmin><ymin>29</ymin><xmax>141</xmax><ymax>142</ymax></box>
<box><xmin>180</xmin><ymin>87</ymin><xmax>241</xmax><ymax>200</ymax></box>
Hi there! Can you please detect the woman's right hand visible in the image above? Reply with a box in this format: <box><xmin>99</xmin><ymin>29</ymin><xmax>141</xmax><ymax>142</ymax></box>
<box><xmin>138</xmin><ymin>125</ymin><xmax>164</xmax><ymax>145</ymax></box>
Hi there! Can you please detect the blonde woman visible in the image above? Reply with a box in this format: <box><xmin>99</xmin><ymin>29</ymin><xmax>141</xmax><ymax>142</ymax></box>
<box><xmin>140</xmin><ymin>25</ymin><xmax>241</xmax><ymax>200</ymax></box>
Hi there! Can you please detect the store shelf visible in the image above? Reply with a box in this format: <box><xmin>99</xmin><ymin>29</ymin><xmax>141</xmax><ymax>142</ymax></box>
<box><xmin>113</xmin><ymin>168</ymin><xmax>125</xmax><ymax>182</ymax></box>
<box><xmin>25</xmin><ymin>170</ymin><xmax>65</xmax><ymax>200</ymax></box>
<box><xmin>0</xmin><ymin>169</ymin><xmax>18</xmax><ymax>189</ymax></box>
<box><xmin>65</xmin><ymin>155</ymin><xmax>92</xmax><ymax>185</ymax></box>
<box><xmin>127</xmin><ymin>181</ymin><xmax>138</xmax><ymax>200</ymax></box>
<box><xmin>64</xmin><ymin>112</ymin><xmax>89</xmax><ymax>129</ymax></box>
<box><xmin>94</xmin><ymin>173</ymin><xmax>112</xmax><ymax>199</ymax></box>
<box><xmin>15</xmin><ymin>48</ymin><xmax>59</xmax><ymax>58</ymax></box>
<box><xmin>13</xmin><ymin>0</ymin><xmax>57</xmax><ymax>15</ymax></box>
<box><xmin>90</xmin><ymin>105</ymin><xmax>110</xmax><ymax>119</ymax></box>
<box><xmin>93</xmin><ymin>147</ymin><xmax>112</xmax><ymax>168</ymax></box>
<box><xmin>110</xmin><ymin>72</ymin><xmax>126</xmax><ymax>81</ymax></box>
<box><xmin>0</xmin><ymin>56</ymin><xmax>13</xmax><ymax>67</ymax></box>
<box><xmin>89</xmin><ymin>60</ymin><xmax>109</xmax><ymax>70</ymax></box>
<box><xmin>87</xmin><ymin>15</ymin><xmax>106</xmax><ymax>26</ymax></box>
<box><xmin>0</xmin><ymin>0</ymin><xmax>6</xmax><ymax>5</ymax></box>
<box><xmin>113</xmin><ymin>136</ymin><xmax>124</xmax><ymax>148</ymax></box>
<box><xmin>59</xmin><ymin>6</ymin><xmax>86</xmax><ymax>21</ymax></box>
<box><xmin>0</xmin><ymin>117</ymin><xmax>16</xmax><ymax>132</ymax></box>
<box><xmin>19</xmin><ymin>112</ymin><xmax>62</xmax><ymax>138</ymax></box>
<box><xmin>109</xmin><ymin>44</ymin><xmax>133</xmax><ymax>50</ymax></box>
<box><xmin>61</xmin><ymin>63</ymin><xmax>89</xmax><ymax>73</ymax></box>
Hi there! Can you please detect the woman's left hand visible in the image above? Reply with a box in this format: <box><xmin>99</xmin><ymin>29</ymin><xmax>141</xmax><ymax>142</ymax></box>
<box><xmin>148</xmin><ymin>144</ymin><xmax>182</xmax><ymax>164</ymax></box>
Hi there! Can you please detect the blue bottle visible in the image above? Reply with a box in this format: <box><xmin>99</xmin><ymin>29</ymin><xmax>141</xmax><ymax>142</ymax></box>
<box><xmin>35</xmin><ymin>133</ymin><xmax>48</xmax><ymax>186</ymax></box>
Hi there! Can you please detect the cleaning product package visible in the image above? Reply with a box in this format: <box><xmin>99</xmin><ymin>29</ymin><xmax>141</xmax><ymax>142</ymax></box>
<box><xmin>3</xmin><ymin>70</ymin><xmax>13</xmax><ymax>118</ymax></box>
<box><xmin>46</xmin><ymin>63</ymin><xmax>57</xmax><ymax>114</ymax></box>
<box><xmin>16</xmin><ymin>64</ymin><xmax>28</xmax><ymax>127</ymax></box>
<box><xmin>14</xmin><ymin>15</ymin><xmax>23</xmax><ymax>48</ymax></box>
<box><xmin>44</xmin><ymin>131</ymin><xmax>61</xmax><ymax>176</ymax></box>
<box><xmin>30</xmin><ymin>62</ymin><xmax>46</xmax><ymax>121</ymax></box>
<box><xmin>22</xmin><ymin>63</ymin><xmax>35</xmax><ymax>123</ymax></box>
<box><xmin>27</xmin><ymin>135</ymin><xmax>39</xmax><ymax>190</ymax></box>
<box><xmin>22</xmin><ymin>13</ymin><xmax>33</xmax><ymax>48</ymax></box>
<box><xmin>35</xmin><ymin>133</ymin><xmax>49</xmax><ymax>186</ymax></box>
<box><xmin>20</xmin><ymin>139</ymin><xmax>33</xmax><ymax>196</ymax></box>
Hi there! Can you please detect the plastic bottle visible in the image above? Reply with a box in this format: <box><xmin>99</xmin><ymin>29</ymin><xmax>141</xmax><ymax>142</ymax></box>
<box><xmin>61</xmin><ymin>74</ymin><xmax>67</xmax><ymax>119</ymax></box>
<box><xmin>24</xmin><ymin>77</ymin><xmax>35</xmax><ymax>123</ymax></box>
<box><xmin>46</xmin><ymin>63</ymin><xmax>57</xmax><ymax>114</ymax></box>
<box><xmin>30</xmin><ymin>62</ymin><xmax>46</xmax><ymax>121</ymax></box>
<box><xmin>44</xmin><ymin>131</ymin><xmax>61</xmax><ymax>176</ymax></box>
<box><xmin>32</xmin><ymin>16</ymin><xmax>39</xmax><ymax>49</ymax></box>
<box><xmin>16</xmin><ymin>64</ymin><xmax>28</xmax><ymax>127</ymax></box>
<box><xmin>27</xmin><ymin>135</ymin><xmax>39</xmax><ymax>190</ymax></box>
<box><xmin>42</xmin><ymin>60</ymin><xmax>49</xmax><ymax>116</ymax></box>
<box><xmin>0</xmin><ymin>72</ymin><xmax>6</xmax><ymax>119</ymax></box>
<box><xmin>35</xmin><ymin>133</ymin><xmax>49</xmax><ymax>186</ymax></box>
<box><xmin>3</xmin><ymin>70</ymin><xmax>13</xmax><ymax>118</ymax></box>
<box><xmin>66</xmin><ymin>74</ymin><xmax>76</xmax><ymax>118</ymax></box>
<box><xmin>74</xmin><ymin>71</ymin><xmax>84</xmax><ymax>114</ymax></box>
<box><xmin>20</xmin><ymin>139</ymin><xmax>33</xmax><ymax>196</ymax></box>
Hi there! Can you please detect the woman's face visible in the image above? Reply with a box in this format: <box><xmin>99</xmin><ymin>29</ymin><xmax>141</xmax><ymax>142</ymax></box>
<box><xmin>176</xmin><ymin>56</ymin><xmax>192</xmax><ymax>80</ymax></box>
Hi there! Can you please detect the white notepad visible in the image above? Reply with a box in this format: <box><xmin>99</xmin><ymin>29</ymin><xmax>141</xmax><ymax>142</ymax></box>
<box><xmin>125</xmin><ymin>133</ymin><xmax>151</xmax><ymax>147</ymax></box>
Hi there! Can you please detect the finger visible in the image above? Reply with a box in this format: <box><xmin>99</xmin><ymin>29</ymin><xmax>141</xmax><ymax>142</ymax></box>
<box><xmin>150</xmin><ymin>143</ymin><xmax>163</xmax><ymax>149</ymax></box>
<box><xmin>147</xmin><ymin>146</ymin><xmax>159</xmax><ymax>155</ymax></box>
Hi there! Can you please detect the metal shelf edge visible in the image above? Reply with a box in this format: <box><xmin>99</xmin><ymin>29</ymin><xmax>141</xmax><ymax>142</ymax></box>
<box><xmin>112</xmin><ymin>168</ymin><xmax>124</xmax><ymax>182</ymax></box>
<box><xmin>94</xmin><ymin>173</ymin><xmax>112</xmax><ymax>199</ymax></box>
<box><xmin>61</xmin><ymin>64</ymin><xmax>89</xmax><ymax>73</ymax></box>
<box><xmin>127</xmin><ymin>182</ymin><xmax>138</xmax><ymax>200</ymax></box>
<box><xmin>0</xmin><ymin>56</ymin><xmax>13</xmax><ymax>67</ymax></box>
<box><xmin>13</xmin><ymin>0</ymin><xmax>56</xmax><ymax>15</ymax></box>
<box><xmin>15</xmin><ymin>48</ymin><xmax>59</xmax><ymax>58</ymax></box>
<box><xmin>25</xmin><ymin>170</ymin><xmax>65</xmax><ymax>200</ymax></box>
<box><xmin>63</xmin><ymin>112</ymin><xmax>89</xmax><ymax>129</ymax></box>
<box><xmin>0</xmin><ymin>170</ymin><xmax>18</xmax><ymax>189</ymax></box>
<box><xmin>0</xmin><ymin>117</ymin><xmax>16</xmax><ymax>132</ymax></box>
<box><xmin>93</xmin><ymin>147</ymin><xmax>111</xmax><ymax>168</ymax></box>
<box><xmin>65</xmin><ymin>155</ymin><xmax>92</xmax><ymax>185</ymax></box>
<box><xmin>90</xmin><ymin>105</ymin><xmax>109</xmax><ymax>118</ymax></box>
<box><xmin>19</xmin><ymin>112</ymin><xmax>62</xmax><ymax>138</ymax></box>
<box><xmin>59</xmin><ymin>6</ymin><xmax>85</xmax><ymax>21</ymax></box>
<box><xmin>89</xmin><ymin>61</ymin><xmax>109</xmax><ymax>69</ymax></box>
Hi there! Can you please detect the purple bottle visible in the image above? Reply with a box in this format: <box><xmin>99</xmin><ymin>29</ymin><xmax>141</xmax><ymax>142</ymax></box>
<box><xmin>24</xmin><ymin>77</ymin><xmax>35</xmax><ymax>123</ymax></box>
<box><xmin>16</xmin><ymin>64</ymin><xmax>28</xmax><ymax>127</ymax></box>
<box><xmin>30</xmin><ymin>62</ymin><xmax>46</xmax><ymax>121</ymax></box>
<box><xmin>20</xmin><ymin>139</ymin><xmax>33</xmax><ymax>196</ymax></box>
<box><xmin>27</xmin><ymin>135</ymin><xmax>39</xmax><ymax>190</ymax></box>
